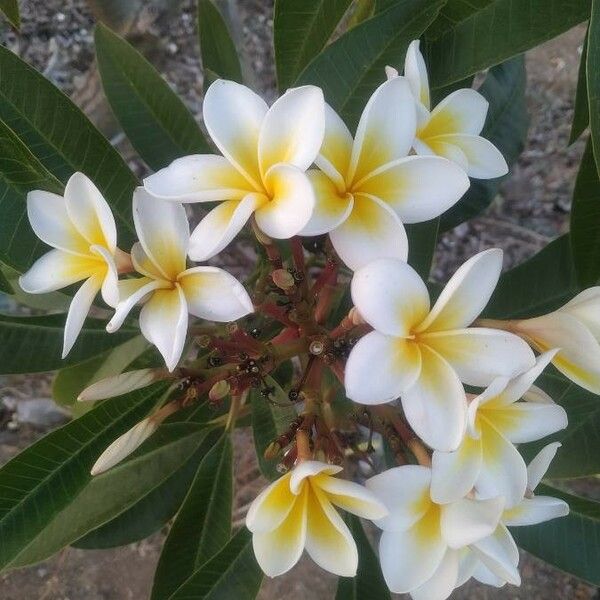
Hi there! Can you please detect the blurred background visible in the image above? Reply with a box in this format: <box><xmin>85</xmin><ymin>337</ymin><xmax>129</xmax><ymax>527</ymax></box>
<box><xmin>0</xmin><ymin>1</ymin><xmax>596</xmax><ymax>598</ymax></box>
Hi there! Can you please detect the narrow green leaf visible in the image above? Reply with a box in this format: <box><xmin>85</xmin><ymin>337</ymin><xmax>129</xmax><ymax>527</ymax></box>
<box><xmin>250</xmin><ymin>375</ymin><xmax>297</xmax><ymax>480</ymax></box>
<box><xmin>336</xmin><ymin>515</ymin><xmax>390</xmax><ymax>600</ymax></box>
<box><xmin>570</xmin><ymin>140</ymin><xmax>600</xmax><ymax>288</ymax></box>
<box><xmin>0</xmin><ymin>45</ymin><xmax>137</xmax><ymax>246</ymax></box>
<box><xmin>0</xmin><ymin>0</ymin><xmax>19</xmax><ymax>29</ymax></box>
<box><xmin>152</xmin><ymin>435</ymin><xmax>233</xmax><ymax>600</ymax></box>
<box><xmin>440</xmin><ymin>56</ymin><xmax>528</xmax><ymax>231</ymax></box>
<box><xmin>169</xmin><ymin>528</ymin><xmax>263</xmax><ymax>600</ymax></box>
<box><xmin>426</xmin><ymin>0</ymin><xmax>592</xmax><ymax>89</ymax></box>
<box><xmin>570</xmin><ymin>29</ymin><xmax>589</xmax><ymax>144</ymax></box>
<box><xmin>274</xmin><ymin>0</ymin><xmax>353</xmax><ymax>91</ymax></box>
<box><xmin>426</xmin><ymin>0</ymin><xmax>494</xmax><ymax>39</ymax></box>
<box><xmin>406</xmin><ymin>219</ymin><xmax>439</xmax><ymax>279</ymax></box>
<box><xmin>347</xmin><ymin>0</ymin><xmax>376</xmax><ymax>28</ymax></box>
<box><xmin>588</xmin><ymin>0</ymin><xmax>600</xmax><ymax>177</ymax></box>
<box><xmin>0</xmin><ymin>267</ymin><xmax>12</xmax><ymax>294</ymax></box>
<box><xmin>0</xmin><ymin>382</ymin><xmax>168</xmax><ymax>571</ymax></box>
<box><xmin>95</xmin><ymin>24</ymin><xmax>210</xmax><ymax>172</ymax></box>
<box><xmin>512</xmin><ymin>484</ymin><xmax>600</xmax><ymax>585</ymax></box>
<box><xmin>197</xmin><ymin>0</ymin><xmax>243</xmax><ymax>86</ymax></box>
<box><xmin>0</xmin><ymin>313</ymin><xmax>138</xmax><ymax>374</ymax></box>
<box><xmin>297</xmin><ymin>0</ymin><xmax>445</xmax><ymax>128</ymax></box>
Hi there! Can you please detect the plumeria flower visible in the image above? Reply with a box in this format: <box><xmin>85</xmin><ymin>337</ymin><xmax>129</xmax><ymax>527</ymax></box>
<box><xmin>19</xmin><ymin>172</ymin><xmax>129</xmax><ymax>357</ymax></box>
<box><xmin>345</xmin><ymin>249</ymin><xmax>535</xmax><ymax>450</ymax></box>
<box><xmin>366</xmin><ymin>465</ymin><xmax>505</xmax><ymax>599</ymax></box>
<box><xmin>300</xmin><ymin>76</ymin><xmax>469</xmax><ymax>270</ymax></box>
<box><xmin>386</xmin><ymin>40</ymin><xmax>508</xmax><ymax>179</ymax></box>
<box><xmin>430</xmin><ymin>350</ymin><xmax>568</xmax><ymax>507</ymax></box>
<box><xmin>106</xmin><ymin>188</ymin><xmax>253</xmax><ymax>371</ymax></box>
<box><xmin>246</xmin><ymin>460</ymin><xmax>387</xmax><ymax>577</ymax></box>
<box><xmin>144</xmin><ymin>80</ymin><xmax>325</xmax><ymax>261</ymax></box>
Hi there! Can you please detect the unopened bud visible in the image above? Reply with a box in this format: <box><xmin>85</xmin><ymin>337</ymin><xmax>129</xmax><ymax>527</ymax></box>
<box><xmin>385</xmin><ymin>65</ymin><xmax>399</xmax><ymax>80</ymax></box>
<box><xmin>209</xmin><ymin>380</ymin><xmax>230</xmax><ymax>402</ymax></box>
<box><xmin>349</xmin><ymin>307</ymin><xmax>366</xmax><ymax>326</ymax></box>
<box><xmin>264</xmin><ymin>441</ymin><xmax>281</xmax><ymax>460</ymax></box>
<box><xmin>78</xmin><ymin>368</ymin><xmax>168</xmax><ymax>402</ymax></box>
<box><xmin>272</xmin><ymin>269</ymin><xmax>295</xmax><ymax>291</ymax></box>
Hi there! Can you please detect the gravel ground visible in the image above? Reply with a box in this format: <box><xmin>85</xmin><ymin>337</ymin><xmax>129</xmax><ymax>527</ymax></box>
<box><xmin>0</xmin><ymin>1</ymin><xmax>597</xmax><ymax>599</ymax></box>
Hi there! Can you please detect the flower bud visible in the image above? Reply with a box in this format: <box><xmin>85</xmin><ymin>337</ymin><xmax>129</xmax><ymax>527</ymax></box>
<box><xmin>349</xmin><ymin>306</ymin><xmax>366</xmax><ymax>326</ymax></box>
<box><xmin>272</xmin><ymin>269</ymin><xmax>295</xmax><ymax>291</ymax></box>
<box><xmin>209</xmin><ymin>380</ymin><xmax>230</xmax><ymax>402</ymax></box>
<box><xmin>78</xmin><ymin>368</ymin><xmax>169</xmax><ymax>402</ymax></box>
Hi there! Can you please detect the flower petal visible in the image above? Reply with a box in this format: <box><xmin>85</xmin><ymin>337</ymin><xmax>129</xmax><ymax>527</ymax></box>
<box><xmin>410</xmin><ymin>549</ymin><xmax>460</xmax><ymax>600</ymax></box>
<box><xmin>299</xmin><ymin>170</ymin><xmax>353</xmax><ymax>236</ymax></box>
<box><xmin>255</xmin><ymin>163</ymin><xmax>315</xmax><ymax>239</ymax></box>
<box><xmin>526</xmin><ymin>441</ymin><xmax>562</xmax><ymax>491</ymax></box>
<box><xmin>471</xmin><ymin>561</ymin><xmax>508</xmax><ymax>588</ymax></box>
<box><xmin>329</xmin><ymin>193</ymin><xmax>408</xmax><ymax>271</ymax></box>
<box><xmin>246</xmin><ymin>472</ymin><xmax>295</xmax><ymax>533</ymax></box>
<box><xmin>421</xmin><ymin>328</ymin><xmax>536</xmax><ymax>387</ymax></box>
<box><xmin>503</xmin><ymin>495</ymin><xmax>569</xmax><ymax>527</ymax></box>
<box><xmin>203</xmin><ymin>79</ymin><xmax>267</xmax><ymax>189</ymax></box>
<box><xmin>131</xmin><ymin>242</ymin><xmax>165</xmax><ymax>280</ymax></box>
<box><xmin>351</xmin><ymin>257</ymin><xmax>430</xmax><ymax>336</ymax></box>
<box><xmin>471</xmin><ymin>524</ymin><xmax>521</xmax><ymax>586</ymax></box>
<box><xmin>289</xmin><ymin>461</ymin><xmax>342</xmax><ymax>494</ymax></box>
<box><xmin>258</xmin><ymin>85</ymin><xmax>324</xmax><ymax>176</ymax></box>
<box><xmin>347</xmin><ymin>77</ymin><xmax>416</xmax><ymax>185</ymax></box>
<box><xmin>416</xmin><ymin>248</ymin><xmax>503</xmax><ymax>332</ymax></box>
<box><xmin>64</xmin><ymin>172</ymin><xmax>117</xmax><ymax>251</ymax></box>
<box><xmin>188</xmin><ymin>193</ymin><xmax>265</xmax><ymax>261</ymax></box>
<box><xmin>401</xmin><ymin>345</ymin><xmax>467</xmax><ymax>451</ymax></box>
<box><xmin>421</xmin><ymin>138</ymin><xmax>469</xmax><ymax>171</ymax></box>
<box><xmin>63</xmin><ymin>275</ymin><xmax>102</xmax><ymax>358</ymax></box>
<box><xmin>560</xmin><ymin>287</ymin><xmax>600</xmax><ymax>339</ymax></box>
<box><xmin>91</xmin><ymin>244</ymin><xmax>119</xmax><ymax>308</ymax></box>
<box><xmin>345</xmin><ymin>332</ymin><xmax>421</xmax><ymax>405</ymax></box>
<box><xmin>315</xmin><ymin>103</ymin><xmax>353</xmax><ymax>188</ymax></box>
<box><xmin>404</xmin><ymin>39</ymin><xmax>430</xmax><ymax>110</ymax></box>
<box><xmin>143</xmin><ymin>155</ymin><xmax>252</xmax><ymax>203</ymax></box>
<box><xmin>178</xmin><ymin>266</ymin><xmax>253</xmax><ymax>321</ymax></box>
<box><xmin>106</xmin><ymin>278</ymin><xmax>163</xmax><ymax>332</ymax></box>
<box><xmin>315</xmin><ymin>475</ymin><xmax>388</xmax><ymax>520</ymax></box>
<box><xmin>139</xmin><ymin>285</ymin><xmax>188</xmax><ymax>372</ymax></box>
<box><xmin>441</xmin><ymin>496</ymin><xmax>504</xmax><ymax>548</ymax></box>
<box><xmin>354</xmin><ymin>155</ymin><xmax>469</xmax><ymax>223</ymax></box>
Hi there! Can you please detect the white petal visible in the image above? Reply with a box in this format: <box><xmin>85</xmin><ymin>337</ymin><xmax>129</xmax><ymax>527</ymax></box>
<box><xmin>188</xmin><ymin>193</ymin><xmax>264</xmax><ymax>261</ymax></box>
<box><xmin>329</xmin><ymin>193</ymin><xmax>408</xmax><ymax>271</ymax></box>
<box><xmin>351</xmin><ymin>257</ymin><xmax>430</xmax><ymax>336</ymax></box>
<box><xmin>561</xmin><ymin>287</ymin><xmax>600</xmax><ymax>339</ymax></box>
<box><xmin>366</xmin><ymin>465</ymin><xmax>432</xmax><ymax>531</ymax></box>
<box><xmin>416</xmin><ymin>248</ymin><xmax>503</xmax><ymax>332</ymax></box>
<box><xmin>131</xmin><ymin>242</ymin><xmax>165</xmax><ymax>280</ymax></box>
<box><xmin>526</xmin><ymin>441</ymin><xmax>562</xmax><ymax>491</ymax></box>
<box><xmin>347</xmin><ymin>77</ymin><xmax>416</xmax><ymax>185</ymax></box>
<box><xmin>471</xmin><ymin>524</ymin><xmax>521</xmax><ymax>586</ymax></box>
<box><xmin>410</xmin><ymin>549</ymin><xmax>460</xmax><ymax>600</ymax></box>
<box><xmin>421</xmin><ymin>89</ymin><xmax>488</xmax><ymax>137</ymax></box>
<box><xmin>178</xmin><ymin>266</ymin><xmax>253</xmax><ymax>322</ymax></box>
<box><xmin>203</xmin><ymin>79</ymin><xmax>267</xmax><ymax>189</ymax></box>
<box><xmin>315</xmin><ymin>103</ymin><xmax>353</xmax><ymax>188</ymax></box>
<box><xmin>132</xmin><ymin>187</ymin><xmax>189</xmax><ymax>281</ymax></box>
<box><xmin>455</xmin><ymin>547</ymin><xmax>479</xmax><ymax>588</ymax></box>
<box><xmin>91</xmin><ymin>244</ymin><xmax>119</xmax><ymax>308</ymax></box>
<box><xmin>354</xmin><ymin>155</ymin><xmax>469</xmax><ymax>223</ymax></box>
<box><xmin>254</xmin><ymin>163</ymin><xmax>315</xmax><ymax>239</ymax></box>
<box><xmin>345</xmin><ymin>332</ymin><xmax>421</xmax><ymax>405</ymax></box>
<box><xmin>258</xmin><ymin>85</ymin><xmax>325</xmax><ymax>176</ymax></box>
<box><xmin>401</xmin><ymin>345</ymin><xmax>467</xmax><ymax>451</ymax></box>
<box><xmin>64</xmin><ymin>172</ymin><xmax>117</xmax><ymax>251</ymax></box>
<box><xmin>489</xmin><ymin>402</ymin><xmax>567</xmax><ymax>444</ymax></box>
<box><xmin>143</xmin><ymin>154</ymin><xmax>252</xmax><ymax>202</ymax></box>
<box><xmin>315</xmin><ymin>475</ymin><xmax>388</xmax><ymax>520</ymax></box>
<box><xmin>139</xmin><ymin>285</ymin><xmax>188</xmax><ymax>372</ymax></box>
<box><xmin>441</xmin><ymin>496</ymin><xmax>504</xmax><ymax>548</ymax></box>
<box><xmin>503</xmin><ymin>495</ymin><xmax>569</xmax><ymax>527</ymax></box>
<box><xmin>246</xmin><ymin>472</ymin><xmax>295</xmax><ymax>533</ymax></box>
<box><xmin>63</xmin><ymin>275</ymin><xmax>102</xmax><ymax>358</ymax></box>
<box><xmin>107</xmin><ymin>278</ymin><xmax>164</xmax><ymax>333</ymax></box>
<box><xmin>421</xmin><ymin>139</ymin><xmax>469</xmax><ymax>171</ymax></box>
<box><xmin>471</xmin><ymin>561</ymin><xmax>508</xmax><ymax>587</ymax></box>
<box><xmin>404</xmin><ymin>39</ymin><xmax>430</xmax><ymax>109</ymax></box>
<box><xmin>289</xmin><ymin>461</ymin><xmax>342</xmax><ymax>494</ymax></box>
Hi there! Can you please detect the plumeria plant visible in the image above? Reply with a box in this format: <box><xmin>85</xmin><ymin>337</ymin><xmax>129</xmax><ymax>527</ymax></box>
<box><xmin>0</xmin><ymin>1</ymin><xmax>598</xmax><ymax>599</ymax></box>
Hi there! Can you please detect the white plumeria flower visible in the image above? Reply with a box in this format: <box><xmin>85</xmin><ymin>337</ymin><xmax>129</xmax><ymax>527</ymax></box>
<box><xmin>366</xmin><ymin>465</ymin><xmax>505</xmax><ymax>599</ymax></box>
<box><xmin>19</xmin><ymin>172</ymin><xmax>128</xmax><ymax>357</ymax></box>
<box><xmin>387</xmin><ymin>40</ymin><xmax>508</xmax><ymax>179</ymax></box>
<box><xmin>144</xmin><ymin>80</ymin><xmax>325</xmax><ymax>261</ymax></box>
<box><xmin>430</xmin><ymin>350</ymin><xmax>568</xmax><ymax>507</ymax></box>
<box><xmin>345</xmin><ymin>250</ymin><xmax>535</xmax><ymax>451</ymax></box>
<box><xmin>507</xmin><ymin>287</ymin><xmax>600</xmax><ymax>393</ymax></box>
<box><xmin>300</xmin><ymin>76</ymin><xmax>469</xmax><ymax>270</ymax></box>
<box><xmin>106</xmin><ymin>188</ymin><xmax>253</xmax><ymax>371</ymax></box>
<box><xmin>246</xmin><ymin>460</ymin><xmax>387</xmax><ymax>577</ymax></box>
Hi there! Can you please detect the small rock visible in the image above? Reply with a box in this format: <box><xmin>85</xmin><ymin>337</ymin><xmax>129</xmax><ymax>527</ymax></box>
<box><xmin>16</xmin><ymin>399</ymin><xmax>69</xmax><ymax>428</ymax></box>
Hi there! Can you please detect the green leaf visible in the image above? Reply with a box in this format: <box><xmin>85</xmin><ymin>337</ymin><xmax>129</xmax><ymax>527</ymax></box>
<box><xmin>512</xmin><ymin>484</ymin><xmax>600</xmax><ymax>585</ymax></box>
<box><xmin>426</xmin><ymin>0</ymin><xmax>592</xmax><ymax>89</ymax></box>
<box><xmin>406</xmin><ymin>219</ymin><xmax>439</xmax><ymax>279</ymax></box>
<box><xmin>483</xmin><ymin>235</ymin><xmax>578</xmax><ymax>319</ymax></box>
<box><xmin>8</xmin><ymin>423</ymin><xmax>208</xmax><ymax>568</ymax></box>
<box><xmin>570</xmin><ymin>29</ymin><xmax>589</xmax><ymax>144</ymax></box>
<box><xmin>0</xmin><ymin>382</ymin><xmax>168</xmax><ymax>571</ymax></box>
<box><xmin>95</xmin><ymin>24</ymin><xmax>210</xmax><ymax>172</ymax></box>
<box><xmin>0</xmin><ymin>267</ymin><xmax>12</xmax><ymax>294</ymax></box>
<box><xmin>570</xmin><ymin>140</ymin><xmax>600</xmax><ymax>287</ymax></box>
<box><xmin>426</xmin><ymin>0</ymin><xmax>494</xmax><ymax>39</ymax></box>
<box><xmin>347</xmin><ymin>0</ymin><xmax>376</xmax><ymax>28</ymax></box>
<box><xmin>0</xmin><ymin>313</ymin><xmax>138</xmax><ymax>374</ymax></box>
<box><xmin>0</xmin><ymin>0</ymin><xmax>19</xmax><ymax>28</ymax></box>
<box><xmin>297</xmin><ymin>0</ymin><xmax>445</xmax><ymax>128</ymax></box>
<box><xmin>151</xmin><ymin>434</ymin><xmax>233</xmax><ymax>600</ymax></box>
<box><xmin>440</xmin><ymin>55</ymin><xmax>528</xmax><ymax>231</ymax></box>
<box><xmin>0</xmin><ymin>45</ymin><xmax>137</xmax><ymax>246</ymax></box>
<box><xmin>274</xmin><ymin>0</ymin><xmax>353</xmax><ymax>91</ymax></box>
<box><xmin>169</xmin><ymin>528</ymin><xmax>263</xmax><ymax>600</ymax></box>
<box><xmin>250</xmin><ymin>374</ymin><xmax>297</xmax><ymax>480</ymax></box>
<box><xmin>588</xmin><ymin>0</ymin><xmax>600</xmax><ymax>177</ymax></box>
<box><xmin>197</xmin><ymin>0</ymin><xmax>243</xmax><ymax>87</ymax></box>
<box><xmin>336</xmin><ymin>515</ymin><xmax>390</xmax><ymax>600</ymax></box>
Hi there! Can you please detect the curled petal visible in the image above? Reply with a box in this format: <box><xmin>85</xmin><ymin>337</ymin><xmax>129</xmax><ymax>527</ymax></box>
<box><xmin>246</xmin><ymin>472</ymin><xmax>295</xmax><ymax>533</ymax></box>
<box><xmin>63</xmin><ymin>275</ymin><xmax>102</xmax><ymax>358</ymax></box>
<box><xmin>503</xmin><ymin>495</ymin><xmax>569</xmax><ymax>527</ymax></box>
<box><xmin>404</xmin><ymin>39</ymin><xmax>430</xmax><ymax>109</ymax></box>
<box><xmin>471</xmin><ymin>524</ymin><xmax>521</xmax><ymax>586</ymax></box>
<box><xmin>131</xmin><ymin>242</ymin><xmax>166</xmax><ymax>280</ymax></box>
<box><xmin>526</xmin><ymin>441</ymin><xmax>562</xmax><ymax>491</ymax></box>
<box><xmin>316</xmin><ymin>475</ymin><xmax>388</xmax><ymax>520</ymax></box>
<box><xmin>289</xmin><ymin>461</ymin><xmax>342</xmax><ymax>494</ymax></box>
<box><xmin>107</xmin><ymin>278</ymin><xmax>163</xmax><ymax>333</ymax></box>
<box><xmin>91</xmin><ymin>244</ymin><xmax>119</xmax><ymax>308</ymax></box>
<box><xmin>315</xmin><ymin>103</ymin><xmax>353</xmax><ymax>188</ymax></box>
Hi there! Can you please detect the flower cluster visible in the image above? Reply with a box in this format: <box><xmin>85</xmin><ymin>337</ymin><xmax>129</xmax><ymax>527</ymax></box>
<box><xmin>19</xmin><ymin>40</ymin><xmax>593</xmax><ymax>598</ymax></box>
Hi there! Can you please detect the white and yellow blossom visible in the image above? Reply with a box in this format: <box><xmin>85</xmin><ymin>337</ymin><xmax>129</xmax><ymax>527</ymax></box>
<box><xmin>388</xmin><ymin>40</ymin><xmax>508</xmax><ymax>179</ymax></box>
<box><xmin>106</xmin><ymin>188</ymin><xmax>253</xmax><ymax>371</ymax></box>
<box><xmin>144</xmin><ymin>80</ymin><xmax>325</xmax><ymax>260</ymax></box>
<box><xmin>345</xmin><ymin>249</ymin><xmax>535</xmax><ymax>450</ymax></box>
<box><xmin>246</xmin><ymin>460</ymin><xmax>387</xmax><ymax>577</ymax></box>
<box><xmin>19</xmin><ymin>172</ymin><xmax>128</xmax><ymax>357</ymax></box>
<box><xmin>300</xmin><ymin>76</ymin><xmax>469</xmax><ymax>270</ymax></box>
<box><xmin>430</xmin><ymin>351</ymin><xmax>568</xmax><ymax>507</ymax></box>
